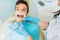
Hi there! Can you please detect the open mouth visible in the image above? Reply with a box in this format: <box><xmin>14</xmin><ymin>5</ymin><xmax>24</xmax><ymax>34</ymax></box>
<box><xmin>17</xmin><ymin>14</ymin><xmax>24</xmax><ymax>18</ymax></box>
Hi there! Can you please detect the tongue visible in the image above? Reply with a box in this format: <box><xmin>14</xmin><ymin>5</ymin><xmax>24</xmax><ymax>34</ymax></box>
<box><xmin>17</xmin><ymin>14</ymin><xmax>24</xmax><ymax>18</ymax></box>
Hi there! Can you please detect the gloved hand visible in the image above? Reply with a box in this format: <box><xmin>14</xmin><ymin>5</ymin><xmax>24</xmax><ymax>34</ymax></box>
<box><xmin>23</xmin><ymin>16</ymin><xmax>40</xmax><ymax>24</ymax></box>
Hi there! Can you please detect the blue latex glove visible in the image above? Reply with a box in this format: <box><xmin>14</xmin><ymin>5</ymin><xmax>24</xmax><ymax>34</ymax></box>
<box><xmin>23</xmin><ymin>16</ymin><xmax>40</xmax><ymax>24</ymax></box>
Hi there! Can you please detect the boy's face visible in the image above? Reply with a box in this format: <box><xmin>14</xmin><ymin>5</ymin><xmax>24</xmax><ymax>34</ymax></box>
<box><xmin>15</xmin><ymin>3</ymin><xmax>28</xmax><ymax>20</ymax></box>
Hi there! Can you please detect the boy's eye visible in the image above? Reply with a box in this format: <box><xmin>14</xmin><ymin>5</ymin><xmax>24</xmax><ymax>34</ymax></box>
<box><xmin>23</xmin><ymin>9</ymin><xmax>27</xmax><ymax>11</ymax></box>
<box><xmin>16</xmin><ymin>9</ymin><xmax>19</xmax><ymax>10</ymax></box>
<box><xmin>23</xmin><ymin>9</ymin><xmax>26</xmax><ymax>11</ymax></box>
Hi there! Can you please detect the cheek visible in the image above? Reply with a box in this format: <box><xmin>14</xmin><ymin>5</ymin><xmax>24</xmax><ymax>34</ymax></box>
<box><xmin>14</xmin><ymin>11</ymin><xmax>17</xmax><ymax>17</ymax></box>
<box><xmin>14</xmin><ymin>11</ymin><xmax>19</xmax><ymax>16</ymax></box>
<box><xmin>15</xmin><ymin>13</ymin><xmax>17</xmax><ymax>16</ymax></box>
<box><xmin>25</xmin><ymin>13</ymin><xmax>28</xmax><ymax>16</ymax></box>
<box><xmin>24</xmin><ymin>11</ymin><xmax>28</xmax><ymax>15</ymax></box>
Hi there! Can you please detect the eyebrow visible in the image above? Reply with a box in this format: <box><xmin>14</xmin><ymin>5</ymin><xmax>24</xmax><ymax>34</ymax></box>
<box><xmin>24</xmin><ymin>7</ymin><xmax>27</xmax><ymax>9</ymax></box>
<box><xmin>16</xmin><ymin>6</ymin><xmax>20</xmax><ymax>8</ymax></box>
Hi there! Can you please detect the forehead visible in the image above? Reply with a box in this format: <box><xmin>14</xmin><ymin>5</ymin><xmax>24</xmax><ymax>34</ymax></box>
<box><xmin>16</xmin><ymin>3</ymin><xmax>27</xmax><ymax>8</ymax></box>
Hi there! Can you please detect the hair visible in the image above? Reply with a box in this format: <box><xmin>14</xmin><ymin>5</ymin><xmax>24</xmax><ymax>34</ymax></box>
<box><xmin>15</xmin><ymin>0</ymin><xmax>29</xmax><ymax>13</ymax></box>
<box><xmin>54</xmin><ymin>10</ymin><xmax>60</xmax><ymax>18</ymax></box>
